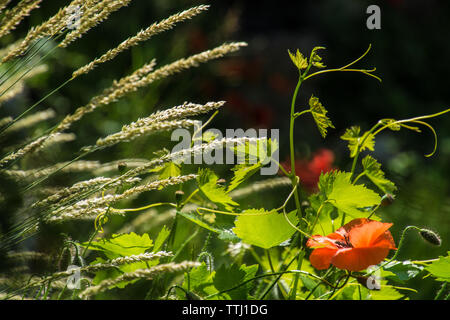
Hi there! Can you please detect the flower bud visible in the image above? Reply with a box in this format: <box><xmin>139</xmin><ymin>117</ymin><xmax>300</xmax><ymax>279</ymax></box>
<box><xmin>175</xmin><ymin>190</ymin><xmax>184</xmax><ymax>206</ymax></box>
<box><xmin>419</xmin><ymin>229</ymin><xmax>441</xmax><ymax>246</ymax></box>
<box><xmin>380</xmin><ymin>194</ymin><xmax>395</xmax><ymax>207</ymax></box>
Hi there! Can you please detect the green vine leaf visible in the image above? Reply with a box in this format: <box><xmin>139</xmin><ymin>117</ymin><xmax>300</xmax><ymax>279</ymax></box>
<box><xmin>382</xmin><ymin>260</ymin><xmax>424</xmax><ymax>283</ymax></box>
<box><xmin>319</xmin><ymin>171</ymin><xmax>381</xmax><ymax>217</ymax></box>
<box><xmin>341</xmin><ymin>126</ymin><xmax>375</xmax><ymax>157</ymax></box>
<box><xmin>233</xmin><ymin>209</ymin><xmax>298</xmax><ymax>249</ymax></box>
<box><xmin>369</xmin><ymin>286</ymin><xmax>405</xmax><ymax>300</ymax></box>
<box><xmin>310</xmin><ymin>46</ymin><xmax>326</xmax><ymax>68</ymax></box>
<box><xmin>81</xmin><ymin>232</ymin><xmax>153</xmax><ymax>258</ymax></box>
<box><xmin>233</xmin><ymin>138</ymin><xmax>278</xmax><ymax>165</ymax></box>
<box><xmin>213</xmin><ymin>263</ymin><xmax>259</xmax><ymax>299</ymax></box>
<box><xmin>80</xmin><ymin>233</ymin><xmax>155</xmax><ymax>288</ymax></box>
<box><xmin>362</xmin><ymin>155</ymin><xmax>397</xmax><ymax>194</ymax></box>
<box><xmin>379</xmin><ymin>119</ymin><xmax>401</xmax><ymax>131</ymax></box>
<box><xmin>426</xmin><ymin>253</ymin><xmax>450</xmax><ymax>282</ymax></box>
<box><xmin>182</xmin><ymin>262</ymin><xmax>216</xmax><ymax>298</ymax></box>
<box><xmin>197</xmin><ymin>168</ymin><xmax>239</xmax><ymax>210</ymax></box>
<box><xmin>288</xmin><ymin>49</ymin><xmax>308</xmax><ymax>70</ymax></box>
<box><xmin>309</xmin><ymin>95</ymin><xmax>335</xmax><ymax>138</ymax></box>
<box><xmin>227</xmin><ymin>162</ymin><xmax>262</xmax><ymax>193</ymax></box>
<box><xmin>177</xmin><ymin>210</ymin><xmax>240</xmax><ymax>242</ymax></box>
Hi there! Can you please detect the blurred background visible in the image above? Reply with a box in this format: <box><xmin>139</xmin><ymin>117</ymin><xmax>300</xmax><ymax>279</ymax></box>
<box><xmin>0</xmin><ymin>0</ymin><xmax>448</xmax><ymax>299</ymax></box>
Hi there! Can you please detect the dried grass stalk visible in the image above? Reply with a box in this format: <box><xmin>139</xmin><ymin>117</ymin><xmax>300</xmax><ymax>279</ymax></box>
<box><xmin>71</xmin><ymin>4</ymin><xmax>209</xmax><ymax>75</ymax></box>
<box><xmin>58</xmin><ymin>42</ymin><xmax>246</xmax><ymax>132</ymax></box>
<box><xmin>0</xmin><ymin>0</ymin><xmax>42</xmax><ymax>38</ymax></box>
<box><xmin>80</xmin><ymin>261</ymin><xmax>200</xmax><ymax>299</ymax></box>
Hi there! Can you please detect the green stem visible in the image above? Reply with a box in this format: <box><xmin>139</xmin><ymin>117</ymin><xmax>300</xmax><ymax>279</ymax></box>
<box><xmin>389</xmin><ymin>226</ymin><xmax>420</xmax><ymax>262</ymax></box>
<box><xmin>289</xmin><ymin>76</ymin><xmax>304</xmax><ymax>217</ymax></box>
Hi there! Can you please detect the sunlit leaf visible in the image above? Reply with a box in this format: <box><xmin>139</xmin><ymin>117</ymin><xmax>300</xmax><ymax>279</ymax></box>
<box><xmin>213</xmin><ymin>263</ymin><xmax>258</xmax><ymax>299</ymax></box>
<box><xmin>81</xmin><ymin>232</ymin><xmax>153</xmax><ymax>259</ymax></box>
<box><xmin>81</xmin><ymin>233</ymin><xmax>155</xmax><ymax>288</ymax></box>
<box><xmin>310</xmin><ymin>46</ymin><xmax>326</xmax><ymax>68</ymax></box>
<box><xmin>382</xmin><ymin>260</ymin><xmax>424</xmax><ymax>282</ymax></box>
<box><xmin>309</xmin><ymin>95</ymin><xmax>335</xmax><ymax>138</ymax></box>
<box><xmin>370</xmin><ymin>286</ymin><xmax>405</xmax><ymax>300</ymax></box>
<box><xmin>153</xmin><ymin>226</ymin><xmax>171</xmax><ymax>253</ymax></box>
<box><xmin>362</xmin><ymin>155</ymin><xmax>397</xmax><ymax>194</ymax></box>
<box><xmin>227</xmin><ymin>162</ymin><xmax>262</xmax><ymax>193</ymax></box>
<box><xmin>197</xmin><ymin>168</ymin><xmax>238</xmax><ymax>210</ymax></box>
<box><xmin>319</xmin><ymin>171</ymin><xmax>381</xmax><ymax>217</ymax></box>
<box><xmin>426</xmin><ymin>253</ymin><xmax>450</xmax><ymax>282</ymax></box>
<box><xmin>341</xmin><ymin>126</ymin><xmax>375</xmax><ymax>158</ymax></box>
<box><xmin>233</xmin><ymin>209</ymin><xmax>298</xmax><ymax>249</ymax></box>
<box><xmin>288</xmin><ymin>49</ymin><xmax>308</xmax><ymax>70</ymax></box>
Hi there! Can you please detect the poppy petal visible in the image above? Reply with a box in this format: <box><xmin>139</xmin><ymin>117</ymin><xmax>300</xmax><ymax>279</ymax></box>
<box><xmin>336</xmin><ymin>218</ymin><xmax>368</xmax><ymax>237</ymax></box>
<box><xmin>348</xmin><ymin>220</ymin><xmax>393</xmax><ymax>248</ymax></box>
<box><xmin>309</xmin><ymin>247</ymin><xmax>338</xmax><ymax>270</ymax></box>
<box><xmin>331</xmin><ymin>247</ymin><xmax>391</xmax><ymax>271</ymax></box>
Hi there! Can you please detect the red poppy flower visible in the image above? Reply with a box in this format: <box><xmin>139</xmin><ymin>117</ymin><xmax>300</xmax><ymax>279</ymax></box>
<box><xmin>306</xmin><ymin>218</ymin><xmax>396</xmax><ymax>271</ymax></box>
<box><xmin>281</xmin><ymin>149</ymin><xmax>335</xmax><ymax>193</ymax></box>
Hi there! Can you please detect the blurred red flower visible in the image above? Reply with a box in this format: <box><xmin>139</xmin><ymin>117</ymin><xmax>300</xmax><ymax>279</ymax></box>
<box><xmin>281</xmin><ymin>148</ymin><xmax>335</xmax><ymax>193</ymax></box>
<box><xmin>307</xmin><ymin>218</ymin><xmax>397</xmax><ymax>271</ymax></box>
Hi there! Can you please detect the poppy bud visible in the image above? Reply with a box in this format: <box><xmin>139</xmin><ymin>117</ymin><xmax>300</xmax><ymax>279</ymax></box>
<box><xmin>419</xmin><ymin>229</ymin><xmax>441</xmax><ymax>246</ymax></box>
<box><xmin>380</xmin><ymin>194</ymin><xmax>395</xmax><ymax>207</ymax></box>
<box><xmin>175</xmin><ymin>190</ymin><xmax>184</xmax><ymax>206</ymax></box>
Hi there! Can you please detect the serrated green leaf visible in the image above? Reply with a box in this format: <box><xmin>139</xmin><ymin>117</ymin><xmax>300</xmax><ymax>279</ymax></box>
<box><xmin>310</xmin><ymin>46</ymin><xmax>326</xmax><ymax>69</ymax></box>
<box><xmin>426</xmin><ymin>253</ymin><xmax>450</xmax><ymax>282</ymax></box>
<box><xmin>197</xmin><ymin>168</ymin><xmax>238</xmax><ymax>210</ymax></box>
<box><xmin>233</xmin><ymin>209</ymin><xmax>298</xmax><ymax>249</ymax></box>
<box><xmin>213</xmin><ymin>263</ymin><xmax>258</xmax><ymax>300</ymax></box>
<box><xmin>319</xmin><ymin>171</ymin><xmax>381</xmax><ymax>217</ymax></box>
<box><xmin>82</xmin><ymin>233</ymin><xmax>155</xmax><ymax>289</ymax></box>
<box><xmin>382</xmin><ymin>260</ymin><xmax>424</xmax><ymax>282</ymax></box>
<box><xmin>380</xmin><ymin>119</ymin><xmax>401</xmax><ymax>131</ymax></box>
<box><xmin>81</xmin><ymin>232</ymin><xmax>153</xmax><ymax>259</ymax></box>
<box><xmin>299</xmin><ymin>275</ymin><xmax>327</xmax><ymax>299</ymax></box>
<box><xmin>362</xmin><ymin>155</ymin><xmax>397</xmax><ymax>194</ymax></box>
<box><xmin>341</xmin><ymin>126</ymin><xmax>375</xmax><ymax>158</ymax></box>
<box><xmin>153</xmin><ymin>226</ymin><xmax>170</xmax><ymax>253</ymax></box>
<box><xmin>158</xmin><ymin>162</ymin><xmax>181</xmax><ymax>180</ymax></box>
<box><xmin>182</xmin><ymin>262</ymin><xmax>216</xmax><ymax>298</ymax></box>
<box><xmin>177</xmin><ymin>210</ymin><xmax>220</xmax><ymax>234</ymax></box>
<box><xmin>309</xmin><ymin>95</ymin><xmax>335</xmax><ymax>138</ymax></box>
<box><xmin>227</xmin><ymin>162</ymin><xmax>262</xmax><ymax>193</ymax></box>
<box><xmin>233</xmin><ymin>138</ymin><xmax>277</xmax><ymax>165</ymax></box>
<box><xmin>288</xmin><ymin>49</ymin><xmax>308</xmax><ymax>70</ymax></box>
<box><xmin>370</xmin><ymin>286</ymin><xmax>405</xmax><ymax>300</ymax></box>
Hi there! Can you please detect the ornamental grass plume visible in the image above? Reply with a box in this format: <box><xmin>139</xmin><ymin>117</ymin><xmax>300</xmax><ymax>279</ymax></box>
<box><xmin>57</xmin><ymin>42</ymin><xmax>247</xmax><ymax>133</ymax></box>
<box><xmin>79</xmin><ymin>261</ymin><xmax>200</xmax><ymax>299</ymax></box>
<box><xmin>307</xmin><ymin>218</ymin><xmax>397</xmax><ymax>271</ymax></box>
<box><xmin>70</xmin><ymin>4</ymin><xmax>210</xmax><ymax>75</ymax></box>
<box><xmin>0</xmin><ymin>0</ymin><xmax>42</xmax><ymax>38</ymax></box>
